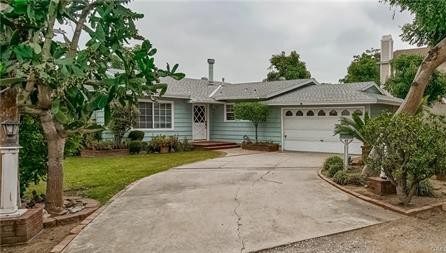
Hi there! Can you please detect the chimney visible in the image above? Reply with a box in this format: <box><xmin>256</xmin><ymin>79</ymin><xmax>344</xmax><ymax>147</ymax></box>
<box><xmin>207</xmin><ymin>58</ymin><xmax>215</xmax><ymax>82</ymax></box>
<box><xmin>380</xmin><ymin>35</ymin><xmax>393</xmax><ymax>85</ymax></box>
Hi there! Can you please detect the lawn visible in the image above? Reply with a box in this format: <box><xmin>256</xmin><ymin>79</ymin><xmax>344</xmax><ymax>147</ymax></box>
<box><xmin>27</xmin><ymin>150</ymin><xmax>221</xmax><ymax>204</ymax></box>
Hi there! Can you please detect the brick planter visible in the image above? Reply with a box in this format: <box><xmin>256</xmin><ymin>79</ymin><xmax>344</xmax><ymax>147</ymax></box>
<box><xmin>80</xmin><ymin>149</ymin><xmax>128</xmax><ymax>157</ymax></box>
<box><xmin>367</xmin><ymin>177</ymin><xmax>397</xmax><ymax>195</ymax></box>
<box><xmin>241</xmin><ymin>143</ymin><xmax>279</xmax><ymax>152</ymax></box>
<box><xmin>0</xmin><ymin>206</ymin><xmax>43</xmax><ymax>245</ymax></box>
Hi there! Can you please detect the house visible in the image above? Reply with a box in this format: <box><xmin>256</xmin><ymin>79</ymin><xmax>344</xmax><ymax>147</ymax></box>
<box><xmin>96</xmin><ymin>59</ymin><xmax>401</xmax><ymax>154</ymax></box>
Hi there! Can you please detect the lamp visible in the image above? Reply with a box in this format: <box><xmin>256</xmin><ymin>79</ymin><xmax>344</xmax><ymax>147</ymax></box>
<box><xmin>1</xmin><ymin>120</ymin><xmax>20</xmax><ymax>145</ymax></box>
<box><xmin>339</xmin><ymin>133</ymin><xmax>353</xmax><ymax>170</ymax></box>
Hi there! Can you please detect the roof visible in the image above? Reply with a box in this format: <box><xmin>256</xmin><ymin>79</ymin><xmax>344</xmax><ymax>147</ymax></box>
<box><xmin>159</xmin><ymin>77</ymin><xmax>402</xmax><ymax>106</ymax></box>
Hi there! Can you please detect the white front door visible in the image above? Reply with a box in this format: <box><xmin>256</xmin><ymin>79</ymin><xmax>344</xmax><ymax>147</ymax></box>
<box><xmin>192</xmin><ymin>104</ymin><xmax>208</xmax><ymax>140</ymax></box>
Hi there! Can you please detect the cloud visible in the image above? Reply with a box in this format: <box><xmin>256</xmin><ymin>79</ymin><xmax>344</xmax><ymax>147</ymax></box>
<box><xmin>127</xmin><ymin>0</ymin><xmax>413</xmax><ymax>83</ymax></box>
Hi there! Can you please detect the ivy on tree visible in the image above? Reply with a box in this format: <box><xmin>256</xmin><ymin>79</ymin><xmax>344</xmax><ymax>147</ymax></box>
<box><xmin>0</xmin><ymin>0</ymin><xmax>184</xmax><ymax>214</ymax></box>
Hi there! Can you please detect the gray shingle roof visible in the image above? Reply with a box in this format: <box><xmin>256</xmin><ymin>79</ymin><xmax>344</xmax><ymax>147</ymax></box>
<box><xmin>264</xmin><ymin>82</ymin><xmax>403</xmax><ymax>105</ymax></box>
<box><xmin>159</xmin><ymin>77</ymin><xmax>402</xmax><ymax>106</ymax></box>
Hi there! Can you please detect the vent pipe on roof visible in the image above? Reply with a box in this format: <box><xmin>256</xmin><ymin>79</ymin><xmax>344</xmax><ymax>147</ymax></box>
<box><xmin>207</xmin><ymin>58</ymin><xmax>215</xmax><ymax>82</ymax></box>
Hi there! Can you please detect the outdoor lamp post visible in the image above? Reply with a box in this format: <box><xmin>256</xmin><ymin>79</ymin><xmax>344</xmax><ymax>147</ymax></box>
<box><xmin>339</xmin><ymin>133</ymin><xmax>353</xmax><ymax>170</ymax></box>
<box><xmin>0</xmin><ymin>120</ymin><xmax>24</xmax><ymax>216</ymax></box>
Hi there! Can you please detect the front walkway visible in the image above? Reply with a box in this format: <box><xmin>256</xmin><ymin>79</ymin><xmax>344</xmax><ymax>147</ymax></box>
<box><xmin>64</xmin><ymin>150</ymin><xmax>401</xmax><ymax>253</ymax></box>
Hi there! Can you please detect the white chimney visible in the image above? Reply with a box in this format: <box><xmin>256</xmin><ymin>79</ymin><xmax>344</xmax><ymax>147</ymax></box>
<box><xmin>207</xmin><ymin>58</ymin><xmax>215</xmax><ymax>82</ymax></box>
<box><xmin>380</xmin><ymin>35</ymin><xmax>393</xmax><ymax>85</ymax></box>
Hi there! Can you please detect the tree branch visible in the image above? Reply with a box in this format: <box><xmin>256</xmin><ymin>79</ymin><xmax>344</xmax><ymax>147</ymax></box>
<box><xmin>42</xmin><ymin>0</ymin><xmax>60</xmax><ymax>61</ymax></box>
<box><xmin>20</xmin><ymin>105</ymin><xmax>46</xmax><ymax>115</ymax></box>
<box><xmin>68</xmin><ymin>1</ymin><xmax>98</xmax><ymax>57</ymax></box>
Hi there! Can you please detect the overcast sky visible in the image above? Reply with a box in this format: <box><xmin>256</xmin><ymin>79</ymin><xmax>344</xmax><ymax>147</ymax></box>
<box><xmin>127</xmin><ymin>0</ymin><xmax>414</xmax><ymax>84</ymax></box>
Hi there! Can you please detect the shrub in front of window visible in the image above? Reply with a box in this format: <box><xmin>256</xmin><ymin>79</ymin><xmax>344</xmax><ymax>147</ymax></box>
<box><xmin>129</xmin><ymin>141</ymin><xmax>143</xmax><ymax>155</ymax></box>
<box><xmin>233</xmin><ymin>102</ymin><xmax>269</xmax><ymax>142</ymax></box>
<box><xmin>365</xmin><ymin>113</ymin><xmax>446</xmax><ymax>205</ymax></box>
<box><xmin>128</xmin><ymin>130</ymin><xmax>145</xmax><ymax>141</ymax></box>
<box><xmin>109</xmin><ymin>103</ymin><xmax>139</xmax><ymax>147</ymax></box>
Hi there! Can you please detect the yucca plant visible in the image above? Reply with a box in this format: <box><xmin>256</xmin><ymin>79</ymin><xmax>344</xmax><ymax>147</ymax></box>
<box><xmin>334</xmin><ymin>112</ymin><xmax>371</xmax><ymax>161</ymax></box>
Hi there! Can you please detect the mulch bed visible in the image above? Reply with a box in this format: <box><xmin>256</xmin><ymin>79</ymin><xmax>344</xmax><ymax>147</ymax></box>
<box><xmin>241</xmin><ymin>143</ymin><xmax>279</xmax><ymax>152</ymax></box>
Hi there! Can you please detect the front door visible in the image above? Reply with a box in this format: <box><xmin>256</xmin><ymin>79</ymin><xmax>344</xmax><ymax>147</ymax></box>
<box><xmin>192</xmin><ymin>104</ymin><xmax>208</xmax><ymax>140</ymax></box>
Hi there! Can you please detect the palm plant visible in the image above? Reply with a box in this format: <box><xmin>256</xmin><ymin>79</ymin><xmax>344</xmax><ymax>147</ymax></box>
<box><xmin>334</xmin><ymin>112</ymin><xmax>371</xmax><ymax>160</ymax></box>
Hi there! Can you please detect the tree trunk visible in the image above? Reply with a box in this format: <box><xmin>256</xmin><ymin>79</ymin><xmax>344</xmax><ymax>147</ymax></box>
<box><xmin>396</xmin><ymin>37</ymin><xmax>446</xmax><ymax>114</ymax></box>
<box><xmin>40</xmin><ymin>112</ymin><xmax>66</xmax><ymax>214</ymax></box>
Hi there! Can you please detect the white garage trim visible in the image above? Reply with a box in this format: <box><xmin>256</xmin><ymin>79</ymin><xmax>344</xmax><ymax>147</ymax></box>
<box><xmin>281</xmin><ymin>106</ymin><xmax>365</xmax><ymax>154</ymax></box>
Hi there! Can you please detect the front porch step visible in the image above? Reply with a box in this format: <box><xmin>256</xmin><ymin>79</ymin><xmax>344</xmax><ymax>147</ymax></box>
<box><xmin>193</xmin><ymin>141</ymin><xmax>240</xmax><ymax>150</ymax></box>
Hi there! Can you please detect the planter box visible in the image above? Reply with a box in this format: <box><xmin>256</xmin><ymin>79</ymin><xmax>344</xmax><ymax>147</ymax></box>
<box><xmin>80</xmin><ymin>149</ymin><xmax>128</xmax><ymax>157</ymax></box>
<box><xmin>367</xmin><ymin>177</ymin><xmax>396</xmax><ymax>196</ymax></box>
<box><xmin>241</xmin><ymin>143</ymin><xmax>279</xmax><ymax>152</ymax></box>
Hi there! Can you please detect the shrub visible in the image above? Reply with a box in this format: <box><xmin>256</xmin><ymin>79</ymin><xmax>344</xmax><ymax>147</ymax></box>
<box><xmin>64</xmin><ymin>133</ymin><xmax>84</xmax><ymax>157</ymax></box>
<box><xmin>347</xmin><ymin>173</ymin><xmax>366</xmax><ymax>186</ymax></box>
<box><xmin>92</xmin><ymin>140</ymin><xmax>114</xmax><ymax>150</ymax></box>
<box><xmin>416</xmin><ymin>180</ymin><xmax>435</xmax><ymax>197</ymax></box>
<box><xmin>168</xmin><ymin>135</ymin><xmax>180</xmax><ymax>152</ymax></box>
<box><xmin>19</xmin><ymin>115</ymin><xmax>47</xmax><ymax>196</ymax></box>
<box><xmin>323</xmin><ymin>156</ymin><xmax>343</xmax><ymax>171</ymax></box>
<box><xmin>333</xmin><ymin>170</ymin><xmax>349</xmax><ymax>185</ymax></box>
<box><xmin>109</xmin><ymin>103</ymin><xmax>138</xmax><ymax>146</ymax></box>
<box><xmin>328</xmin><ymin>163</ymin><xmax>344</xmax><ymax>178</ymax></box>
<box><xmin>365</xmin><ymin>113</ymin><xmax>446</xmax><ymax>205</ymax></box>
<box><xmin>128</xmin><ymin>141</ymin><xmax>143</xmax><ymax>154</ymax></box>
<box><xmin>128</xmin><ymin>130</ymin><xmax>145</xmax><ymax>141</ymax></box>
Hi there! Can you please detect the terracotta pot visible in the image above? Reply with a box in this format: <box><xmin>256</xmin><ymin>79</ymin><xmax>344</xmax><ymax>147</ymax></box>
<box><xmin>160</xmin><ymin>146</ymin><xmax>169</xmax><ymax>154</ymax></box>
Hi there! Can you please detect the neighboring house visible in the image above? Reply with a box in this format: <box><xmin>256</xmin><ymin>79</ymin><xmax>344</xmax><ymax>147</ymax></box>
<box><xmin>96</xmin><ymin>59</ymin><xmax>401</xmax><ymax>154</ymax></box>
<box><xmin>379</xmin><ymin>35</ymin><xmax>446</xmax><ymax>114</ymax></box>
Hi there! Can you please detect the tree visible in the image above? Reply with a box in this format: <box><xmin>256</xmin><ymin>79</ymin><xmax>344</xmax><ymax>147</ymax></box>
<box><xmin>384</xmin><ymin>0</ymin><xmax>446</xmax><ymax>114</ymax></box>
<box><xmin>385</xmin><ymin>54</ymin><xmax>446</xmax><ymax>105</ymax></box>
<box><xmin>365</xmin><ymin>113</ymin><xmax>446</xmax><ymax>205</ymax></box>
<box><xmin>266</xmin><ymin>51</ymin><xmax>311</xmax><ymax>81</ymax></box>
<box><xmin>340</xmin><ymin>49</ymin><xmax>380</xmax><ymax>84</ymax></box>
<box><xmin>234</xmin><ymin>102</ymin><xmax>269</xmax><ymax>142</ymax></box>
<box><xmin>109</xmin><ymin>103</ymin><xmax>138</xmax><ymax>147</ymax></box>
<box><xmin>0</xmin><ymin>0</ymin><xmax>184</xmax><ymax>213</ymax></box>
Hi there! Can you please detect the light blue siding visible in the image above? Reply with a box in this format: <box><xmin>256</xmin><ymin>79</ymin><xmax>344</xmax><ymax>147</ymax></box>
<box><xmin>102</xmin><ymin>98</ymin><xmax>193</xmax><ymax>141</ymax></box>
<box><xmin>209</xmin><ymin>104</ymin><xmax>282</xmax><ymax>144</ymax></box>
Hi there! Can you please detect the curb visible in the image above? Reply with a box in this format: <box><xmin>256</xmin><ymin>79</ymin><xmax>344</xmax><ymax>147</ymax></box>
<box><xmin>318</xmin><ymin>169</ymin><xmax>446</xmax><ymax>216</ymax></box>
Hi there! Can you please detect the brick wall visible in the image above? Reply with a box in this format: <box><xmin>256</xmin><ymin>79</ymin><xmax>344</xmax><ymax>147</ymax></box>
<box><xmin>0</xmin><ymin>206</ymin><xmax>43</xmax><ymax>245</ymax></box>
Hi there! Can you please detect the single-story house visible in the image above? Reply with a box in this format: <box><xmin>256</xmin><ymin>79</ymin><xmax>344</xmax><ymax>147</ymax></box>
<box><xmin>95</xmin><ymin>60</ymin><xmax>402</xmax><ymax>154</ymax></box>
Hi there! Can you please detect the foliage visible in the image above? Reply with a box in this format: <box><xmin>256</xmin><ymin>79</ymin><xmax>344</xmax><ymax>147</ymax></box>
<box><xmin>0</xmin><ymin>0</ymin><xmax>184</xmax><ymax>212</ymax></box>
<box><xmin>19</xmin><ymin>115</ymin><xmax>47</xmax><ymax>195</ymax></box>
<box><xmin>346</xmin><ymin>173</ymin><xmax>366</xmax><ymax>186</ymax></box>
<box><xmin>328</xmin><ymin>163</ymin><xmax>344</xmax><ymax>178</ymax></box>
<box><xmin>340</xmin><ymin>49</ymin><xmax>380</xmax><ymax>84</ymax></box>
<box><xmin>266</xmin><ymin>51</ymin><xmax>311</xmax><ymax>81</ymax></box>
<box><xmin>384</xmin><ymin>0</ymin><xmax>446</xmax><ymax>46</ymax></box>
<box><xmin>25</xmin><ymin>151</ymin><xmax>221</xmax><ymax>204</ymax></box>
<box><xmin>179</xmin><ymin>138</ymin><xmax>193</xmax><ymax>152</ymax></box>
<box><xmin>334</xmin><ymin>112</ymin><xmax>371</xmax><ymax>145</ymax></box>
<box><xmin>234</xmin><ymin>102</ymin><xmax>269</xmax><ymax>142</ymax></box>
<box><xmin>128</xmin><ymin>140</ymin><xmax>143</xmax><ymax>154</ymax></box>
<box><xmin>87</xmin><ymin>140</ymin><xmax>114</xmax><ymax>150</ymax></box>
<box><xmin>110</xmin><ymin>104</ymin><xmax>139</xmax><ymax>146</ymax></box>
<box><xmin>384</xmin><ymin>54</ymin><xmax>446</xmax><ymax>105</ymax></box>
<box><xmin>323</xmin><ymin>156</ymin><xmax>343</xmax><ymax>171</ymax></box>
<box><xmin>416</xmin><ymin>179</ymin><xmax>434</xmax><ymax>197</ymax></box>
<box><xmin>365</xmin><ymin>113</ymin><xmax>446</xmax><ymax>205</ymax></box>
<box><xmin>332</xmin><ymin>170</ymin><xmax>349</xmax><ymax>185</ymax></box>
<box><xmin>64</xmin><ymin>133</ymin><xmax>84</xmax><ymax>157</ymax></box>
<box><xmin>128</xmin><ymin>130</ymin><xmax>145</xmax><ymax>141</ymax></box>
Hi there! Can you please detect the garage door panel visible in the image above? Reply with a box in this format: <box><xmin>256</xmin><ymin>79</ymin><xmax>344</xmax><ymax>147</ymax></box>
<box><xmin>283</xmin><ymin>107</ymin><xmax>364</xmax><ymax>155</ymax></box>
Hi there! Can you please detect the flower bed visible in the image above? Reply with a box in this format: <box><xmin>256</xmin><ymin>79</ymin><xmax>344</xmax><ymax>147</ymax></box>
<box><xmin>241</xmin><ymin>142</ymin><xmax>279</xmax><ymax>152</ymax></box>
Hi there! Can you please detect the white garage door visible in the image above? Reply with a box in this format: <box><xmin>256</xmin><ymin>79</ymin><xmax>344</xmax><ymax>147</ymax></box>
<box><xmin>283</xmin><ymin>107</ymin><xmax>363</xmax><ymax>154</ymax></box>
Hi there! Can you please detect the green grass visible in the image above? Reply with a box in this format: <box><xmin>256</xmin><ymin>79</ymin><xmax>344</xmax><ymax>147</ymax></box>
<box><xmin>27</xmin><ymin>150</ymin><xmax>221</xmax><ymax>204</ymax></box>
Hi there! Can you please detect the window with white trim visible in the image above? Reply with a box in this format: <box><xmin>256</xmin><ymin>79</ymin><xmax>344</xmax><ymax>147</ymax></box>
<box><xmin>225</xmin><ymin>104</ymin><xmax>235</xmax><ymax>121</ymax></box>
<box><xmin>136</xmin><ymin>101</ymin><xmax>173</xmax><ymax>129</ymax></box>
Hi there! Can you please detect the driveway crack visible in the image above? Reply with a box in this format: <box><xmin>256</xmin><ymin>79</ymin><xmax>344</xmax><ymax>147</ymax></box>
<box><xmin>252</xmin><ymin>169</ymin><xmax>283</xmax><ymax>186</ymax></box>
<box><xmin>233</xmin><ymin>186</ymin><xmax>245</xmax><ymax>253</ymax></box>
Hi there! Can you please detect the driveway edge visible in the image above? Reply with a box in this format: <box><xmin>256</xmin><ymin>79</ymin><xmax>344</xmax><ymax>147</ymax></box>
<box><xmin>317</xmin><ymin>169</ymin><xmax>445</xmax><ymax>216</ymax></box>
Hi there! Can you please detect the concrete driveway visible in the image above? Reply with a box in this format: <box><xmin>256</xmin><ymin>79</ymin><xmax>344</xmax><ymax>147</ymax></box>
<box><xmin>64</xmin><ymin>150</ymin><xmax>401</xmax><ymax>253</ymax></box>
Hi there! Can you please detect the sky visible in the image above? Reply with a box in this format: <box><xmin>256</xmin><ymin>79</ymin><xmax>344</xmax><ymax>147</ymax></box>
<box><xmin>127</xmin><ymin>0</ymin><xmax>414</xmax><ymax>84</ymax></box>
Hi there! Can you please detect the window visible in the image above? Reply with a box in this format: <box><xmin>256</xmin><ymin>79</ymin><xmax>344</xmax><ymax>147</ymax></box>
<box><xmin>285</xmin><ymin>110</ymin><xmax>293</xmax><ymax>116</ymax></box>
<box><xmin>225</xmin><ymin>104</ymin><xmax>235</xmax><ymax>121</ymax></box>
<box><xmin>329</xmin><ymin>110</ymin><xmax>338</xmax><ymax>116</ymax></box>
<box><xmin>341</xmin><ymin>109</ymin><xmax>350</xmax><ymax>116</ymax></box>
<box><xmin>353</xmin><ymin>109</ymin><xmax>363</xmax><ymax>116</ymax></box>
<box><xmin>136</xmin><ymin>101</ymin><xmax>173</xmax><ymax>129</ymax></box>
<box><xmin>317</xmin><ymin>110</ymin><xmax>326</xmax><ymax>116</ymax></box>
<box><xmin>306</xmin><ymin>110</ymin><xmax>314</xmax><ymax>116</ymax></box>
<box><xmin>296</xmin><ymin>110</ymin><xmax>304</xmax><ymax>116</ymax></box>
